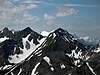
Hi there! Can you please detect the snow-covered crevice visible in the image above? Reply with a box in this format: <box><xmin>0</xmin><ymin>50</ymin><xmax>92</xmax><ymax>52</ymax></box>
<box><xmin>48</xmin><ymin>33</ymin><xmax>56</xmax><ymax>40</ymax></box>
<box><xmin>17</xmin><ymin>68</ymin><xmax>22</xmax><ymax>75</ymax></box>
<box><xmin>1</xmin><ymin>65</ymin><xmax>12</xmax><ymax>70</ymax></box>
<box><xmin>43</xmin><ymin>56</ymin><xmax>52</xmax><ymax>66</ymax></box>
<box><xmin>11</xmin><ymin>72</ymin><xmax>14</xmax><ymax>75</ymax></box>
<box><xmin>62</xmin><ymin>36</ymin><xmax>70</xmax><ymax>43</ymax></box>
<box><xmin>0</xmin><ymin>65</ymin><xmax>12</xmax><ymax>70</ymax></box>
<box><xmin>31</xmin><ymin>62</ymin><xmax>40</xmax><ymax>75</ymax></box>
<box><xmin>8</xmin><ymin>34</ymin><xmax>45</xmax><ymax>63</ymax></box>
<box><xmin>52</xmin><ymin>33</ymin><xmax>56</xmax><ymax>39</ymax></box>
<box><xmin>34</xmin><ymin>37</ymin><xmax>46</xmax><ymax>54</ymax></box>
<box><xmin>86</xmin><ymin>62</ymin><xmax>96</xmax><ymax>75</ymax></box>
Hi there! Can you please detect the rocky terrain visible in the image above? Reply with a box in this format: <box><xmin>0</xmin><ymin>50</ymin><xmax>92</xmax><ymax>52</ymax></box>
<box><xmin>0</xmin><ymin>27</ymin><xmax>99</xmax><ymax>75</ymax></box>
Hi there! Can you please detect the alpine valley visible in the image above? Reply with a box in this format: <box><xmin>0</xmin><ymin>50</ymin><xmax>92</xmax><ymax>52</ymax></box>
<box><xmin>0</xmin><ymin>27</ymin><xmax>100</xmax><ymax>75</ymax></box>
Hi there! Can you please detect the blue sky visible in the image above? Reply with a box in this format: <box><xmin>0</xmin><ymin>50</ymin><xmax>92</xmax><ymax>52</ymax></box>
<box><xmin>0</xmin><ymin>0</ymin><xmax>100</xmax><ymax>40</ymax></box>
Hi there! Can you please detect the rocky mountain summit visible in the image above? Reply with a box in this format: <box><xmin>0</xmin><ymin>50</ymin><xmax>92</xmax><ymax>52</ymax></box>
<box><xmin>0</xmin><ymin>27</ymin><xmax>99</xmax><ymax>75</ymax></box>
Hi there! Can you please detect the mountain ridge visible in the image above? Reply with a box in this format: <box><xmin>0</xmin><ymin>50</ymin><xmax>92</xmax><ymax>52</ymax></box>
<box><xmin>0</xmin><ymin>27</ymin><xmax>99</xmax><ymax>75</ymax></box>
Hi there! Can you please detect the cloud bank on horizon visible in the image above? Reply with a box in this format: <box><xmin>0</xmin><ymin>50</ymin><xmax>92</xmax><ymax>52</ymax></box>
<box><xmin>0</xmin><ymin>0</ymin><xmax>100</xmax><ymax>39</ymax></box>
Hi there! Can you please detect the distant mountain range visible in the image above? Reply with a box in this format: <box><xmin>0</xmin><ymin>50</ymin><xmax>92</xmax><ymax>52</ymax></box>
<box><xmin>0</xmin><ymin>27</ymin><xmax>100</xmax><ymax>75</ymax></box>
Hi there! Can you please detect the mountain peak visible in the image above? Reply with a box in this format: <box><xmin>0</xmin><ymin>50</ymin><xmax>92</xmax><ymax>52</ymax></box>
<box><xmin>55</xmin><ymin>28</ymin><xmax>68</xmax><ymax>32</ymax></box>
<box><xmin>57</xmin><ymin>28</ymin><xmax>64</xmax><ymax>30</ymax></box>
<box><xmin>54</xmin><ymin>28</ymin><xmax>69</xmax><ymax>36</ymax></box>
<box><xmin>3</xmin><ymin>27</ymin><xmax>9</xmax><ymax>33</ymax></box>
<box><xmin>22</xmin><ymin>27</ymin><xmax>33</xmax><ymax>32</ymax></box>
<box><xmin>25</xmin><ymin>27</ymin><xmax>32</xmax><ymax>30</ymax></box>
<box><xmin>19</xmin><ymin>27</ymin><xmax>34</xmax><ymax>38</ymax></box>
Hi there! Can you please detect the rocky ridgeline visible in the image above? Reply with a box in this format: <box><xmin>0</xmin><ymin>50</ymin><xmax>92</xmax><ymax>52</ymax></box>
<box><xmin>0</xmin><ymin>27</ymin><xmax>99</xmax><ymax>75</ymax></box>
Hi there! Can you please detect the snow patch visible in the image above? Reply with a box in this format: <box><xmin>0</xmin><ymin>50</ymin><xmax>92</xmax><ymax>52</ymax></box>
<box><xmin>66</xmin><ymin>47</ymin><xmax>82</xmax><ymax>59</ymax></box>
<box><xmin>50</xmin><ymin>67</ymin><xmax>54</xmax><ymax>71</ymax></box>
<box><xmin>11</xmin><ymin>72</ymin><xmax>14</xmax><ymax>75</ymax></box>
<box><xmin>53</xmin><ymin>33</ymin><xmax>56</xmax><ymax>39</ymax></box>
<box><xmin>0</xmin><ymin>37</ymin><xmax>9</xmax><ymax>43</ymax></box>
<box><xmin>64</xmin><ymin>36</ymin><xmax>70</xmax><ymax>43</ymax></box>
<box><xmin>74</xmin><ymin>60</ymin><xmax>80</xmax><ymax>66</ymax></box>
<box><xmin>18</xmin><ymin>68</ymin><xmax>22</xmax><ymax>75</ymax></box>
<box><xmin>2</xmin><ymin>65</ymin><xmax>12</xmax><ymax>70</ymax></box>
<box><xmin>66</xmin><ymin>47</ymin><xmax>83</xmax><ymax>66</ymax></box>
<box><xmin>41</xmin><ymin>31</ymin><xmax>49</xmax><ymax>36</ymax></box>
<box><xmin>85</xmin><ymin>56</ymin><xmax>90</xmax><ymax>60</ymax></box>
<box><xmin>60</xmin><ymin>64</ymin><xmax>65</xmax><ymax>69</ymax></box>
<box><xmin>43</xmin><ymin>56</ymin><xmax>52</xmax><ymax>66</ymax></box>
<box><xmin>9</xmin><ymin>34</ymin><xmax>45</xmax><ymax>63</ymax></box>
<box><xmin>69</xmin><ymin>73</ymin><xmax>72</xmax><ymax>75</ymax></box>
<box><xmin>43</xmin><ymin>56</ymin><xmax>55</xmax><ymax>71</ymax></box>
<box><xmin>12</xmin><ymin>31</ymin><xmax>14</xmax><ymax>34</ymax></box>
<box><xmin>31</xmin><ymin>62</ymin><xmax>40</xmax><ymax>75</ymax></box>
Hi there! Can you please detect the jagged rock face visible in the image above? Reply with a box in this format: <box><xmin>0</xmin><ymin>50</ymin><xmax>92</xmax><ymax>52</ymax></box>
<box><xmin>71</xmin><ymin>51</ymin><xmax>100</xmax><ymax>75</ymax></box>
<box><xmin>0</xmin><ymin>27</ymin><xmax>43</xmax><ymax>54</ymax></box>
<box><xmin>1</xmin><ymin>39</ymin><xmax>17</xmax><ymax>57</ymax></box>
<box><xmin>0</xmin><ymin>27</ymin><xmax>99</xmax><ymax>75</ymax></box>
<box><xmin>0</xmin><ymin>27</ymin><xmax>14</xmax><ymax>39</ymax></box>
<box><xmin>40</xmin><ymin>28</ymin><xmax>87</xmax><ymax>55</ymax></box>
<box><xmin>0</xmin><ymin>27</ymin><xmax>44</xmax><ymax>74</ymax></box>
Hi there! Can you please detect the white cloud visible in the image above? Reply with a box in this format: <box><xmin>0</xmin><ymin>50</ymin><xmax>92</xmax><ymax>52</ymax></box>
<box><xmin>0</xmin><ymin>12</ymin><xmax>12</xmax><ymax>25</ymax></box>
<box><xmin>0</xmin><ymin>0</ymin><xmax>38</xmax><ymax>13</ymax></box>
<box><xmin>44</xmin><ymin>13</ymin><xmax>55</xmax><ymax>20</ymax></box>
<box><xmin>13</xmin><ymin>12</ymin><xmax>39</xmax><ymax>25</ymax></box>
<box><xmin>64</xmin><ymin>4</ymin><xmax>100</xmax><ymax>7</ymax></box>
<box><xmin>19</xmin><ymin>0</ymin><xmax>42</xmax><ymax>4</ymax></box>
<box><xmin>0</xmin><ymin>11</ymin><xmax>39</xmax><ymax>26</ymax></box>
<box><xmin>64</xmin><ymin>4</ymin><xmax>82</xmax><ymax>7</ymax></box>
<box><xmin>11</xmin><ymin>4</ymin><xmax>38</xmax><ymax>13</ymax></box>
<box><xmin>0</xmin><ymin>0</ymin><xmax>39</xmax><ymax>26</ymax></box>
<box><xmin>0</xmin><ymin>4</ymin><xmax>38</xmax><ymax>13</ymax></box>
<box><xmin>56</xmin><ymin>7</ymin><xmax>79</xmax><ymax>17</ymax></box>
<box><xmin>43</xmin><ymin>13</ymin><xmax>55</xmax><ymax>25</ymax></box>
<box><xmin>0</xmin><ymin>0</ymin><xmax>14</xmax><ymax>9</ymax></box>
